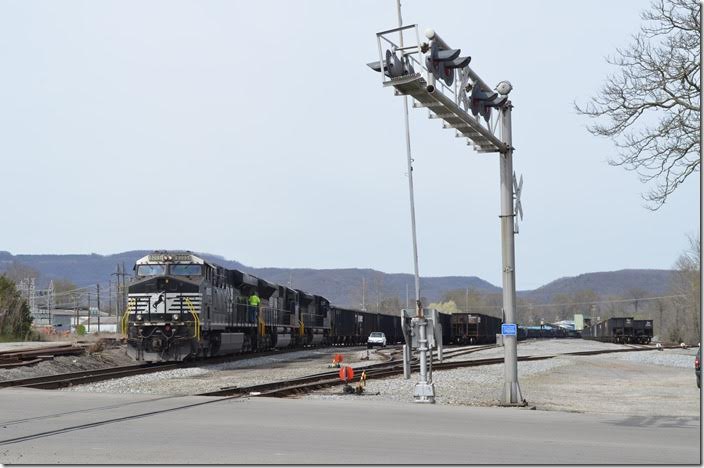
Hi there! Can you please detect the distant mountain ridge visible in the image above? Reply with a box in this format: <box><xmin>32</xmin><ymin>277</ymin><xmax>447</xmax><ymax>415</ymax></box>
<box><xmin>518</xmin><ymin>269</ymin><xmax>675</xmax><ymax>304</ymax></box>
<box><xmin>0</xmin><ymin>250</ymin><xmax>676</xmax><ymax>307</ymax></box>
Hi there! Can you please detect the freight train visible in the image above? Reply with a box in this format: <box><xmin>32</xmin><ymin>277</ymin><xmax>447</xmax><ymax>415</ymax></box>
<box><xmin>580</xmin><ymin>317</ymin><xmax>653</xmax><ymax>344</ymax></box>
<box><xmin>125</xmin><ymin>251</ymin><xmax>480</xmax><ymax>362</ymax></box>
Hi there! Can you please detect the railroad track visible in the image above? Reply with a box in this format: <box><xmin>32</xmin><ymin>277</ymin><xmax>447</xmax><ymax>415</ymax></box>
<box><xmin>0</xmin><ymin>343</ymin><xmax>665</xmax><ymax>394</ymax></box>
<box><xmin>0</xmin><ymin>346</ymin><xmax>368</xmax><ymax>390</ymax></box>
<box><xmin>198</xmin><ymin>344</ymin><xmax>665</xmax><ymax>399</ymax></box>
<box><xmin>0</xmin><ymin>362</ymin><xmax>179</xmax><ymax>390</ymax></box>
<box><xmin>0</xmin><ymin>344</ymin><xmax>86</xmax><ymax>369</ymax></box>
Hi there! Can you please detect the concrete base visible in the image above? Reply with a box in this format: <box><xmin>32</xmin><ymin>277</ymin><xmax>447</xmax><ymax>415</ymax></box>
<box><xmin>413</xmin><ymin>381</ymin><xmax>435</xmax><ymax>403</ymax></box>
<box><xmin>502</xmin><ymin>381</ymin><xmax>525</xmax><ymax>406</ymax></box>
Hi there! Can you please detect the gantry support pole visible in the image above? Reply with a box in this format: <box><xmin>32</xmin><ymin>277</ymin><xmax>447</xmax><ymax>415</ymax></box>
<box><xmin>499</xmin><ymin>101</ymin><xmax>523</xmax><ymax>405</ymax></box>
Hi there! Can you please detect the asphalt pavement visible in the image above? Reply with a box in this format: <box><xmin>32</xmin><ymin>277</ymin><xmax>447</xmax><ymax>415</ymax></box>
<box><xmin>0</xmin><ymin>388</ymin><xmax>699</xmax><ymax>464</ymax></box>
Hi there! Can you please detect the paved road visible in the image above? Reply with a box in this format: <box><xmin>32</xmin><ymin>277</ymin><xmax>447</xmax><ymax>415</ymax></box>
<box><xmin>0</xmin><ymin>388</ymin><xmax>699</xmax><ymax>464</ymax></box>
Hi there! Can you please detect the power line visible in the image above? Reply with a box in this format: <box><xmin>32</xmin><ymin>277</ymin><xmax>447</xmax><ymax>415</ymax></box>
<box><xmin>518</xmin><ymin>294</ymin><xmax>688</xmax><ymax>309</ymax></box>
<box><xmin>457</xmin><ymin>293</ymin><xmax>689</xmax><ymax>312</ymax></box>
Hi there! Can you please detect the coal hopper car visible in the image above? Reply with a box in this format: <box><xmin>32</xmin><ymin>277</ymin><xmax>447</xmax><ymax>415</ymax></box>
<box><xmin>581</xmin><ymin>317</ymin><xmax>653</xmax><ymax>344</ymax></box>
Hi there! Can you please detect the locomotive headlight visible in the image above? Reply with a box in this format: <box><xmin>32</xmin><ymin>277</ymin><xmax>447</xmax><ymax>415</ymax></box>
<box><xmin>136</xmin><ymin>314</ymin><xmax>143</xmax><ymax>321</ymax></box>
<box><xmin>172</xmin><ymin>314</ymin><xmax>179</xmax><ymax>321</ymax></box>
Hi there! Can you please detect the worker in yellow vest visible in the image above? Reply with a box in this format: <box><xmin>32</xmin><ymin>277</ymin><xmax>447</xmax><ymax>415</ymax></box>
<box><xmin>248</xmin><ymin>292</ymin><xmax>261</xmax><ymax>322</ymax></box>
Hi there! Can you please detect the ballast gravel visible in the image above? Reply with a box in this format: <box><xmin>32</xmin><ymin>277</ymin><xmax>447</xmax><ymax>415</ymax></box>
<box><xmin>0</xmin><ymin>347</ymin><xmax>135</xmax><ymax>382</ymax></box>
<box><xmin>304</xmin><ymin>340</ymin><xmax>700</xmax><ymax>417</ymax></box>
<box><xmin>27</xmin><ymin>339</ymin><xmax>700</xmax><ymax>417</ymax></box>
<box><xmin>62</xmin><ymin>347</ymin><xmax>386</xmax><ymax>395</ymax></box>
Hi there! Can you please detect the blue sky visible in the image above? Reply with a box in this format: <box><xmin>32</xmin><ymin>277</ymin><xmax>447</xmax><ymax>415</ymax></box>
<box><xmin>0</xmin><ymin>0</ymin><xmax>698</xmax><ymax>289</ymax></box>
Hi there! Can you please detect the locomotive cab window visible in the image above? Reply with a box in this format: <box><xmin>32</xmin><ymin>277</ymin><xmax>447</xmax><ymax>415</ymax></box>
<box><xmin>137</xmin><ymin>264</ymin><xmax>166</xmax><ymax>276</ymax></box>
<box><xmin>170</xmin><ymin>264</ymin><xmax>202</xmax><ymax>276</ymax></box>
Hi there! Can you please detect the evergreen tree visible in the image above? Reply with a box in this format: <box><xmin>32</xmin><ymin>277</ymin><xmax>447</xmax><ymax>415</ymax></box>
<box><xmin>0</xmin><ymin>276</ymin><xmax>34</xmax><ymax>339</ymax></box>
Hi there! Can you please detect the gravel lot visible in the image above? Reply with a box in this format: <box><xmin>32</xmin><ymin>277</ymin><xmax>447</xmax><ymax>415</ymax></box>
<box><xmin>3</xmin><ymin>339</ymin><xmax>700</xmax><ymax>418</ymax></box>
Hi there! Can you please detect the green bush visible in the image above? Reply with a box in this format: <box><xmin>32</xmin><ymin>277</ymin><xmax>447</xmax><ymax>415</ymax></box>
<box><xmin>75</xmin><ymin>324</ymin><xmax>86</xmax><ymax>336</ymax></box>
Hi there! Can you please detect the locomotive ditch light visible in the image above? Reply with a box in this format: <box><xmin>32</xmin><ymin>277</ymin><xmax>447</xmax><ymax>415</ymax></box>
<box><xmin>136</xmin><ymin>314</ymin><xmax>143</xmax><ymax>321</ymax></box>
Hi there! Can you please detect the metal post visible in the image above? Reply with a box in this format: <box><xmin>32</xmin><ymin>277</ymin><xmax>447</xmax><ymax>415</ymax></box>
<box><xmin>396</xmin><ymin>0</ymin><xmax>424</xmax><ymax>390</ymax></box>
<box><xmin>499</xmin><ymin>102</ymin><xmax>524</xmax><ymax>405</ymax></box>
<box><xmin>402</xmin><ymin>341</ymin><xmax>410</xmax><ymax>379</ymax></box>
<box><xmin>413</xmin><ymin>316</ymin><xmax>434</xmax><ymax>403</ymax></box>
<box><xmin>395</xmin><ymin>0</ymin><xmax>421</xmax><ymax>317</ymax></box>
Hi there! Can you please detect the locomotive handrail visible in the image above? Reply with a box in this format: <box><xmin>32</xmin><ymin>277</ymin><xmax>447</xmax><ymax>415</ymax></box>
<box><xmin>121</xmin><ymin>298</ymin><xmax>135</xmax><ymax>336</ymax></box>
<box><xmin>184</xmin><ymin>298</ymin><xmax>201</xmax><ymax>341</ymax></box>
<box><xmin>258</xmin><ymin>316</ymin><xmax>266</xmax><ymax>336</ymax></box>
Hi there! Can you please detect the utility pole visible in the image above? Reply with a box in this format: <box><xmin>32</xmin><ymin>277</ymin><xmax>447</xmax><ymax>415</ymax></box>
<box><xmin>466</xmin><ymin>287</ymin><xmax>469</xmax><ymax>313</ymax></box>
<box><xmin>48</xmin><ymin>280</ymin><xmax>54</xmax><ymax>325</ymax></box>
<box><xmin>87</xmin><ymin>289</ymin><xmax>91</xmax><ymax>332</ymax></box>
<box><xmin>361</xmin><ymin>277</ymin><xmax>366</xmax><ymax>311</ymax></box>
<box><xmin>121</xmin><ymin>262</ymin><xmax>127</xmax><ymax>315</ymax></box>
<box><xmin>96</xmin><ymin>283</ymin><xmax>101</xmax><ymax>334</ymax></box>
<box><xmin>74</xmin><ymin>293</ymin><xmax>79</xmax><ymax>334</ymax></box>
<box><xmin>108</xmin><ymin>279</ymin><xmax>113</xmax><ymax>321</ymax></box>
<box><xmin>112</xmin><ymin>263</ymin><xmax>128</xmax><ymax>320</ymax></box>
<box><xmin>29</xmin><ymin>277</ymin><xmax>36</xmax><ymax>315</ymax></box>
<box><xmin>112</xmin><ymin>265</ymin><xmax>119</xmax><ymax>319</ymax></box>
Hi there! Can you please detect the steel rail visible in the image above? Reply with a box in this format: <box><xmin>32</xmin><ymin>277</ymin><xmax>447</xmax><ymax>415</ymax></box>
<box><xmin>198</xmin><ymin>344</ymin><xmax>666</xmax><ymax>398</ymax></box>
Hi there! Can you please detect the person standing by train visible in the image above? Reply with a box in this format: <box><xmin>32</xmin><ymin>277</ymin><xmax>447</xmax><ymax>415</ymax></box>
<box><xmin>248</xmin><ymin>291</ymin><xmax>261</xmax><ymax>322</ymax></box>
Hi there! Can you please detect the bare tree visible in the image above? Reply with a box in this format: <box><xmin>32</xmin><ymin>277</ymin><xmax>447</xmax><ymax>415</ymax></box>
<box><xmin>576</xmin><ymin>0</ymin><xmax>700</xmax><ymax>209</ymax></box>
<box><xmin>627</xmin><ymin>288</ymin><xmax>649</xmax><ymax>314</ymax></box>
<box><xmin>671</xmin><ymin>234</ymin><xmax>700</xmax><ymax>343</ymax></box>
<box><xmin>2</xmin><ymin>261</ymin><xmax>39</xmax><ymax>283</ymax></box>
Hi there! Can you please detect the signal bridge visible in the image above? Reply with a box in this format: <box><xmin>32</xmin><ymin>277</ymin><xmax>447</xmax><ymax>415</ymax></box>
<box><xmin>368</xmin><ymin>23</ymin><xmax>525</xmax><ymax>405</ymax></box>
<box><xmin>369</xmin><ymin>25</ymin><xmax>509</xmax><ymax>154</ymax></box>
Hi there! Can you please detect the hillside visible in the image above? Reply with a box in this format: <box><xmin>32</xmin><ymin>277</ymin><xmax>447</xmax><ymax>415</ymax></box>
<box><xmin>518</xmin><ymin>269</ymin><xmax>676</xmax><ymax>304</ymax></box>
<box><xmin>0</xmin><ymin>251</ymin><xmax>676</xmax><ymax>307</ymax></box>
<box><xmin>0</xmin><ymin>251</ymin><xmax>498</xmax><ymax>307</ymax></box>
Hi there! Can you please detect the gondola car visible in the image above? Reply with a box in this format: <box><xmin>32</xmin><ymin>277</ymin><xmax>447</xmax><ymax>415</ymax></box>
<box><xmin>450</xmin><ymin>313</ymin><xmax>502</xmax><ymax>345</ymax></box>
<box><xmin>581</xmin><ymin>317</ymin><xmax>653</xmax><ymax>344</ymax></box>
<box><xmin>632</xmin><ymin>319</ymin><xmax>653</xmax><ymax>344</ymax></box>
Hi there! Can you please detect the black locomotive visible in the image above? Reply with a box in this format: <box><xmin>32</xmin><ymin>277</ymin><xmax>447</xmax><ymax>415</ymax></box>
<box><xmin>125</xmin><ymin>251</ymin><xmax>461</xmax><ymax>362</ymax></box>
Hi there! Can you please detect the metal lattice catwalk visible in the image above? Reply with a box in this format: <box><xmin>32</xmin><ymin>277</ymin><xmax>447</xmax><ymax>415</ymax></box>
<box><xmin>372</xmin><ymin>24</ymin><xmax>508</xmax><ymax>154</ymax></box>
<box><xmin>387</xmin><ymin>73</ymin><xmax>506</xmax><ymax>153</ymax></box>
